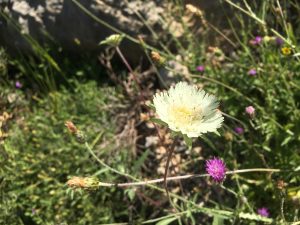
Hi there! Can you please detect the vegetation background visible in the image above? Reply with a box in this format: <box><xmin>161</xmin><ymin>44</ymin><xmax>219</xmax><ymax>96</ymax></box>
<box><xmin>0</xmin><ymin>0</ymin><xmax>300</xmax><ymax>224</ymax></box>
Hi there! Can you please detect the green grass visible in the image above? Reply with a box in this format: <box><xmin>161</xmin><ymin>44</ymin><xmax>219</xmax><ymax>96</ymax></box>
<box><xmin>0</xmin><ymin>81</ymin><xmax>141</xmax><ymax>224</ymax></box>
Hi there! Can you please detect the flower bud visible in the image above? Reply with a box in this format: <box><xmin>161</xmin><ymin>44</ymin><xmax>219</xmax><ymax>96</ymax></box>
<box><xmin>65</xmin><ymin>121</ymin><xmax>78</xmax><ymax>134</ymax></box>
<box><xmin>224</xmin><ymin>131</ymin><xmax>233</xmax><ymax>142</ymax></box>
<box><xmin>67</xmin><ymin>176</ymin><xmax>100</xmax><ymax>191</ymax></box>
<box><xmin>99</xmin><ymin>34</ymin><xmax>124</xmax><ymax>47</ymax></box>
<box><xmin>245</xmin><ymin>106</ymin><xmax>255</xmax><ymax>118</ymax></box>
<box><xmin>65</xmin><ymin>121</ymin><xmax>85</xmax><ymax>143</ymax></box>
<box><xmin>151</xmin><ymin>51</ymin><xmax>166</xmax><ymax>66</ymax></box>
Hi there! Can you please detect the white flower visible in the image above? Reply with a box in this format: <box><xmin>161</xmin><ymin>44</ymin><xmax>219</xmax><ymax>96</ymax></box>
<box><xmin>153</xmin><ymin>82</ymin><xmax>223</xmax><ymax>137</ymax></box>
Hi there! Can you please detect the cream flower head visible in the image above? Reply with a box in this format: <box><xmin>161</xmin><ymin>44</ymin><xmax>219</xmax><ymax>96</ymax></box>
<box><xmin>153</xmin><ymin>82</ymin><xmax>223</xmax><ymax>138</ymax></box>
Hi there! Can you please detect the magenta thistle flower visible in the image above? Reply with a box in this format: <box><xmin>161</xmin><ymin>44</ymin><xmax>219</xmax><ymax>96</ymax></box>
<box><xmin>15</xmin><ymin>81</ymin><xmax>22</xmax><ymax>88</ymax></box>
<box><xmin>248</xmin><ymin>69</ymin><xmax>257</xmax><ymax>76</ymax></box>
<box><xmin>245</xmin><ymin>106</ymin><xmax>255</xmax><ymax>117</ymax></box>
<box><xmin>205</xmin><ymin>157</ymin><xmax>226</xmax><ymax>182</ymax></box>
<box><xmin>234</xmin><ymin>127</ymin><xmax>244</xmax><ymax>135</ymax></box>
<box><xmin>257</xmin><ymin>207</ymin><xmax>269</xmax><ymax>217</ymax></box>
<box><xmin>196</xmin><ymin>65</ymin><xmax>205</xmax><ymax>72</ymax></box>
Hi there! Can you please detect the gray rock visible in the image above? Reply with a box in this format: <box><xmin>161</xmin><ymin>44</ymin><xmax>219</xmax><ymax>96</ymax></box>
<box><xmin>0</xmin><ymin>0</ymin><xmax>165</xmax><ymax>62</ymax></box>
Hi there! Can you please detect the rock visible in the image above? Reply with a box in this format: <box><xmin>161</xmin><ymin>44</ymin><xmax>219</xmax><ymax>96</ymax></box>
<box><xmin>0</xmin><ymin>0</ymin><xmax>238</xmax><ymax>64</ymax></box>
<box><xmin>0</xmin><ymin>0</ymin><xmax>165</xmax><ymax>62</ymax></box>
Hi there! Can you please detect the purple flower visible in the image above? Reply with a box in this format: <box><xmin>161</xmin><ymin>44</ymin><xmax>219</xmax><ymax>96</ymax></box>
<box><xmin>234</xmin><ymin>127</ymin><xmax>244</xmax><ymax>135</ymax></box>
<box><xmin>196</xmin><ymin>65</ymin><xmax>205</xmax><ymax>72</ymax></box>
<box><xmin>245</xmin><ymin>106</ymin><xmax>255</xmax><ymax>117</ymax></box>
<box><xmin>205</xmin><ymin>157</ymin><xmax>227</xmax><ymax>182</ymax></box>
<box><xmin>255</xmin><ymin>36</ymin><xmax>262</xmax><ymax>44</ymax></box>
<box><xmin>248</xmin><ymin>69</ymin><xmax>257</xmax><ymax>76</ymax></box>
<box><xmin>15</xmin><ymin>81</ymin><xmax>22</xmax><ymax>89</ymax></box>
<box><xmin>257</xmin><ymin>207</ymin><xmax>269</xmax><ymax>217</ymax></box>
<box><xmin>249</xmin><ymin>36</ymin><xmax>262</xmax><ymax>45</ymax></box>
<box><xmin>275</xmin><ymin>37</ymin><xmax>284</xmax><ymax>46</ymax></box>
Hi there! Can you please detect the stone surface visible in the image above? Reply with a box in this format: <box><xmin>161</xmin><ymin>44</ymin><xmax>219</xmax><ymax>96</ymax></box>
<box><xmin>0</xmin><ymin>0</ymin><xmax>237</xmax><ymax>63</ymax></box>
<box><xmin>0</xmin><ymin>0</ymin><xmax>165</xmax><ymax>61</ymax></box>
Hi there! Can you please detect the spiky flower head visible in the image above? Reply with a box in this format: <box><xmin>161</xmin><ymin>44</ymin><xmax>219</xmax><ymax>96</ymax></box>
<box><xmin>234</xmin><ymin>127</ymin><xmax>244</xmax><ymax>135</ymax></box>
<box><xmin>196</xmin><ymin>65</ymin><xmax>205</xmax><ymax>72</ymax></box>
<box><xmin>257</xmin><ymin>207</ymin><xmax>269</xmax><ymax>217</ymax></box>
<box><xmin>153</xmin><ymin>82</ymin><xmax>223</xmax><ymax>138</ymax></box>
<box><xmin>67</xmin><ymin>176</ymin><xmax>99</xmax><ymax>191</ymax></box>
<box><xmin>205</xmin><ymin>157</ymin><xmax>226</xmax><ymax>182</ymax></box>
<box><xmin>15</xmin><ymin>81</ymin><xmax>22</xmax><ymax>88</ymax></box>
<box><xmin>248</xmin><ymin>69</ymin><xmax>257</xmax><ymax>76</ymax></box>
<box><xmin>100</xmin><ymin>34</ymin><xmax>124</xmax><ymax>47</ymax></box>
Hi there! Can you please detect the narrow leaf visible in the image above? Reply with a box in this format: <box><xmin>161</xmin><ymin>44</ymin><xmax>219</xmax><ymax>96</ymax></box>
<box><xmin>156</xmin><ymin>217</ymin><xmax>177</xmax><ymax>225</ymax></box>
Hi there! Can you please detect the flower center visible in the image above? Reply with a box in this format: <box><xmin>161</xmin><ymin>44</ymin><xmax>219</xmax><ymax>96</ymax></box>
<box><xmin>169</xmin><ymin>105</ymin><xmax>202</xmax><ymax>127</ymax></box>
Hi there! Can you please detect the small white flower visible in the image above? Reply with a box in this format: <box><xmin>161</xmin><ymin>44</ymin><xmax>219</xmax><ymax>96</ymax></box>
<box><xmin>153</xmin><ymin>82</ymin><xmax>223</xmax><ymax>137</ymax></box>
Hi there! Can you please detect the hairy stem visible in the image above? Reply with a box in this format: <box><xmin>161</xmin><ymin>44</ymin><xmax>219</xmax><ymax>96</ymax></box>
<box><xmin>163</xmin><ymin>140</ymin><xmax>177</xmax><ymax>198</ymax></box>
<box><xmin>97</xmin><ymin>168</ymin><xmax>281</xmax><ymax>187</ymax></box>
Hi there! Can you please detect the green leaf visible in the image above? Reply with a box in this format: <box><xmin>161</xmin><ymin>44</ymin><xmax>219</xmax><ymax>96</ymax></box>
<box><xmin>125</xmin><ymin>188</ymin><xmax>136</xmax><ymax>201</ymax></box>
<box><xmin>147</xmin><ymin>103</ymin><xmax>156</xmax><ymax>111</ymax></box>
<box><xmin>212</xmin><ymin>215</ymin><xmax>224</xmax><ymax>225</ymax></box>
<box><xmin>239</xmin><ymin>212</ymin><xmax>273</xmax><ymax>223</ymax></box>
<box><xmin>150</xmin><ymin>118</ymin><xmax>168</xmax><ymax>126</ymax></box>
<box><xmin>183</xmin><ymin>134</ymin><xmax>193</xmax><ymax>148</ymax></box>
<box><xmin>91</xmin><ymin>131</ymin><xmax>104</xmax><ymax>148</ymax></box>
<box><xmin>156</xmin><ymin>217</ymin><xmax>177</xmax><ymax>225</ymax></box>
<box><xmin>214</xmin><ymin>130</ymin><xmax>221</xmax><ymax>137</ymax></box>
<box><xmin>199</xmin><ymin>135</ymin><xmax>216</xmax><ymax>151</ymax></box>
<box><xmin>170</xmin><ymin>131</ymin><xmax>180</xmax><ymax>138</ymax></box>
<box><xmin>133</xmin><ymin>149</ymin><xmax>150</xmax><ymax>171</ymax></box>
<box><xmin>281</xmin><ymin>136</ymin><xmax>292</xmax><ymax>146</ymax></box>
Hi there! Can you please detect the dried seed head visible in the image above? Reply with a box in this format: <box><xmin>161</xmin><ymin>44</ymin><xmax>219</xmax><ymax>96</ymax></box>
<box><xmin>186</xmin><ymin>4</ymin><xmax>200</xmax><ymax>15</ymax></box>
<box><xmin>65</xmin><ymin>121</ymin><xmax>78</xmax><ymax>134</ymax></box>
<box><xmin>185</xmin><ymin>4</ymin><xmax>207</xmax><ymax>26</ymax></box>
<box><xmin>276</xmin><ymin>180</ymin><xmax>287</xmax><ymax>190</ymax></box>
<box><xmin>151</xmin><ymin>51</ymin><xmax>166</xmax><ymax>66</ymax></box>
<box><xmin>67</xmin><ymin>176</ymin><xmax>99</xmax><ymax>191</ymax></box>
